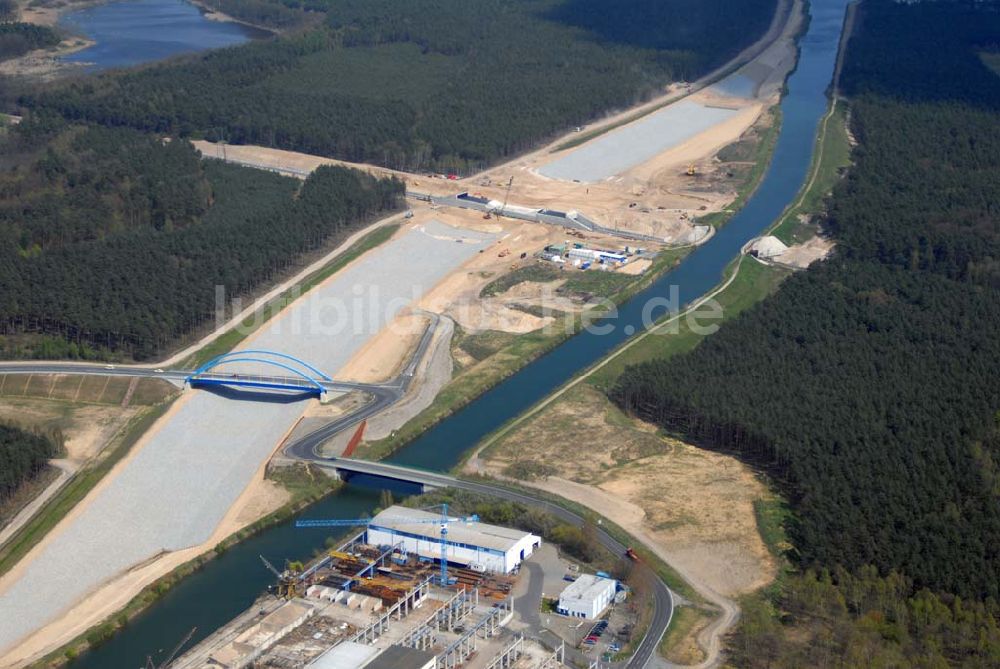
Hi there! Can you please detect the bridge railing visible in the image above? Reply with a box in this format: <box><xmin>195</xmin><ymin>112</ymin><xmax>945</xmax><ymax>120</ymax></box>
<box><xmin>185</xmin><ymin>350</ymin><xmax>331</xmax><ymax>395</ymax></box>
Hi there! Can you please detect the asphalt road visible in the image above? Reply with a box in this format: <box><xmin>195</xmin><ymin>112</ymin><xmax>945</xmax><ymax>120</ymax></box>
<box><xmin>300</xmin><ymin>458</ymin><xmax>674</xmax><ymax>669</ymax></box>
<box><xmin>0</xmin><ymin>362</ymin><xmax>396</xmax><ymax>396</ymax></box>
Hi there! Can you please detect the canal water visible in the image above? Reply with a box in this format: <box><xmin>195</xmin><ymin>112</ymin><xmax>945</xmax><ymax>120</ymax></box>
<box><xmin>59</xmin><ymin>0</ymin><xmax>262</xmax><ymax>72</ymax></box>
<box><xmin>67</xmin><ymin>0</ymin><xmax>849</xmax><ymax>665</ymax></box>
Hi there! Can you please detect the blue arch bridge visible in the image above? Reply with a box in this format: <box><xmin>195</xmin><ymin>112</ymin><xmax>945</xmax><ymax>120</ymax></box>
<box><xmin>184</xmin><ymin>350</ymin><xmax>335</xmax><ymax>397</ymax></box>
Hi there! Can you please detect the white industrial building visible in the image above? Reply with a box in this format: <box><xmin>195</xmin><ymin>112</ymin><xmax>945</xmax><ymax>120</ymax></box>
<box><xmin>557</xmin><ymin>574</ymin><xmax>617</xmax><ymax>619</ymax></box>
<box><xmin>567</xmin><ymin>247</ymin><xmax>628</xmax><ymax>264</ymax></box>
<box><xmin>366</xmin><ymin>506</ymin><xmax>541</xmax><ymax>574</ymax></box>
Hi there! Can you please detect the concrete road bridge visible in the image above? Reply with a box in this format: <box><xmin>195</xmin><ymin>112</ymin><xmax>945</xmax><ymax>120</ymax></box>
<box><xmin>291</xmin><ymin>457</ymin><xmax>675</xmax><ymax>669</ymax></box>
<box><xmin>0</xmin><ymin>312</ymin><xmax>440</xmax><ymax>406</ymax></box>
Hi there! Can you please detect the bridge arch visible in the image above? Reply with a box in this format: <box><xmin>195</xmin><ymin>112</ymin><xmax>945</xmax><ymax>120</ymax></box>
<box><xmin>185</xmin><ymin>350</ymin><xmax>331</xmax><ymax>396</ymax></box>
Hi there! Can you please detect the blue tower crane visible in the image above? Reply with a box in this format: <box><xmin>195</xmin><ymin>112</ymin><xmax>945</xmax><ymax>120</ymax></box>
<box><xmin>296</xmin><ymin>504</ymin><xmax>478</xmax><ymax>586</ymax></box>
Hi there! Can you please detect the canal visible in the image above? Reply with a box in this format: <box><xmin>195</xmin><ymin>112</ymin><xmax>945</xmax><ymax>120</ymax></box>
<box><xmin>68</xmin><ymin>0</ymin><xmax>849</xmax><ymax>665</ymax></box>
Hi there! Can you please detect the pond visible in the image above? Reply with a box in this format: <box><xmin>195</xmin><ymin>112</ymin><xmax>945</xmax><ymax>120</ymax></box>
<box><xmin>58</xmin><ymin>0</ymin><xmax>263</xmax><ymax>72</ymax></box>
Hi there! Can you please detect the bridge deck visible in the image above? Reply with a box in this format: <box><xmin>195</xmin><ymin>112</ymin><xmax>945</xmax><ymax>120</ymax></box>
<box><xmin>188</xmin><ymin>378</ymin><xmax>324</xmax><ymax>396</ymax></box>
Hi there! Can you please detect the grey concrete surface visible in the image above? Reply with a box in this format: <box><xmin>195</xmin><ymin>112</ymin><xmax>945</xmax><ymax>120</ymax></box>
<box><xmin>538</xmin><ymin>100</ymin><xmax>739</xmax><ymax>183</ymax></box>
<box><xmin>709</xmin><ymin>73</ymin><xmax>757</xmax><ymax>99</ymax></box>
<box><xmin>0</xmin><ymin>221</ymin><xmax>493</xmax><ymax>656</ymax></box>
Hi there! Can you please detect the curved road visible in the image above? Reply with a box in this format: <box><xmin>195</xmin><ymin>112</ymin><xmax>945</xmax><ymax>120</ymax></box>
<box><xmin>287</xmin><ymin>456</ymin><xmax>674</xmax><ymax>669</ymax></box>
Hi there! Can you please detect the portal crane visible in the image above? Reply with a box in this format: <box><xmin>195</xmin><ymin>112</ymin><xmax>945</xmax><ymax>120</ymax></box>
<box><xmin>259</xmin><ymin>554</ymin><xmax>302</xmax><ymax>599</ymax></box>
<box><xmin>296</xmin><ymin>504</ymin><xmax>479</xmax><ymax>586</ymax></box>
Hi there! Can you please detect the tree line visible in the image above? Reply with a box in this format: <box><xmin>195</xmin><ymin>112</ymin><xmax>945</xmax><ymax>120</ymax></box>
<box><xmin>0</xmin><ymin>22</ymin><xmax>60</xmax><ymax>61</ymax></box>
<box><xmin>0</xmin><ymin>119</ymin><xmax>404</xmax><ymax>360</ymax></box>
<box><xmin>19</xmin><ymin>0</ymin><xmax>776</xmax><ymax>175</ymax></box>
<box><xmin>610</xmin><ymin>0</ymin><xmax>1000</xmax><ymax>653</ymax></box>
<box><xmin>0</xmin><ymin>423</ymin><xmax>59</xmax><ymax>502</ymax></box>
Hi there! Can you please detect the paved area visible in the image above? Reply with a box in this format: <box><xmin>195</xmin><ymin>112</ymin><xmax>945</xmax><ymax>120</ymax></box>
<box><xmin>538</xmin><ymin>100</ymin><xmax>740</xmax><ymax>183</ymax></box>
<box><xmin>0</xmin><ymin>221</ymin><xmax>493</xmax><ymax>657</ymax></box>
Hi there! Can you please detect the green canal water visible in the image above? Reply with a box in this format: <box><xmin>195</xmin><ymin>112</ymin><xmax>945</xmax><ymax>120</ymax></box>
<box><xmin>68</xmin><ymin>0</ymin><xmax>849</xmax><ymax>665</ymax></box>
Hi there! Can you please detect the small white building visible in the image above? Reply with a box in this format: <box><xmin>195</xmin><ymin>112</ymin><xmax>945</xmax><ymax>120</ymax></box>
<box><xmin>567</xmin><ymin>247</ymin><xmax>627</xmax><ymax>264</ymax></box>
<box><xmin>558</xmin><ymin>574</ymin><xmax>617</xmax><ymax>619</ymax></box>
<box><xmin>366</xmin><ymin>506</ymin><xmax>540</xmax><ymax>574</ymax></box>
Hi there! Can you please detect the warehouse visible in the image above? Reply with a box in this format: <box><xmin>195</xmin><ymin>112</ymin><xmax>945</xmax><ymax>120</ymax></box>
<box><xmin>567</xmin><ymin>247</ymin><xmax>627</xmax><ymax>264</ymax></box>
<box><xmin>558</xmin><ymin>574</ymin><xmax>617</xmax><ymax>619</ymax></box>
<box><xmin>366</xmin><ymin>506</ymin><xmax>541</xmax><ymax>574</ymax></box>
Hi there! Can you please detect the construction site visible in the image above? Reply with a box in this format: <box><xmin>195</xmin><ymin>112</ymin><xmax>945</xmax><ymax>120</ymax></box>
<box><xmin>171</xmin><ymin>506</ymin><xmax>583</xmax><ymax>669</ymax></box>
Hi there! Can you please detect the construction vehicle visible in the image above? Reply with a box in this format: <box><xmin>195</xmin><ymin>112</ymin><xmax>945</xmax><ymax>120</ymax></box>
<box><xmin>498</xmin><ymin>248</ymin><xmax>510</xmax><ymax>258</ymax></box>
<box><xmin>145</xmin><ymin>627</ymin><xmax>196</xmax><ymax>669</ymax></box>
<box><xmin>685</xmin><ymin>163</ymin><xmax>698</xmax><ymax>177</ymax></box>
<box><xmin>491</xmin><ymin>175</ymin><xmax>514</xmax><ymax>220</ymax></box>
<box><xmin>259</xmin><ymin>555</ymin><xmax>303</xmax><ymax>599</ymax></box>
<box><xmin>297</xmin><ymin>504</ymin><xmax>478</xmax><ymax>587</ymax></box>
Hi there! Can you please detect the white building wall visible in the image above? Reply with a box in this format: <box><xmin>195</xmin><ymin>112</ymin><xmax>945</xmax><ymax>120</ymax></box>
<box><xmin>366</xmin><ymin>527</ymin><xmax>540</xmax><ymax>574</ymax></box>
<box><xmin>558</xmin><ymin>577</ymin><xmax>617</xmax><ymax>619</ymax></box>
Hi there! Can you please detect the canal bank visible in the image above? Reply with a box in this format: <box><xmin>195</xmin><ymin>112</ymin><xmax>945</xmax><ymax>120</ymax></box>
<box><xmin>53</xmin><ymin>0</ymin><xmax>849</xmax><ymax>665</ymax></box>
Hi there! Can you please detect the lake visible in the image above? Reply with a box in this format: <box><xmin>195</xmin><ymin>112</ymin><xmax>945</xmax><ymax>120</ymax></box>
<box><xmin>59</xmin><ymin>0</ymin><xmax>262</xmax><ymax>72</ymax></box>
<box><xmin>64</xmin><ymin>0</ymin><xmax>851</xmax><ymax>664</ymax></box>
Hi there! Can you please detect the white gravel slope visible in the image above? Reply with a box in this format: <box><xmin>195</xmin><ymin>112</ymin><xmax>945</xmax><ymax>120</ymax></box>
<box><xmin>0</xmin><ymin>220</ymin><xmax>492</xmax><ymax>655</ymax></box>
<box><xmin>538</xmin><ymin>100</ymin><xmax>739</xmax><ymax>183</ymax></box>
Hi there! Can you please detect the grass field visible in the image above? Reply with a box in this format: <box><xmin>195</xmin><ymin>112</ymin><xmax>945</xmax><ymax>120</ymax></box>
<box><xmin>589</xmin><ymin>258</ymin><xmax>790</xmax><ymax>387</ymax></box>
<box><xmin>771</xmin><ymin>101</ymin><xmax>852</xmax><ymax>244</ymax></box>
<box><xmin>0</xmin><ymin>375</ymin><xmax>174</xmax><ymax>406</ymax></box>
<box><xmin>357</xmin><ymin>247</ymin><xmax>690</xmax><ymax>461</ymax></box>
<box><xmin>697</xmin><ymin>107</ymin><xmax>782</xmax><ymax>229</ymax></box>
<box><xmin>660</xmin><ymin>605</ymin><xmax>712</xmax><ymax>664</ymax></box>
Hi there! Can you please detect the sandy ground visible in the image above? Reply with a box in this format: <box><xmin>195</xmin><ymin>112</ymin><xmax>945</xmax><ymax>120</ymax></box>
<box><xmin>779</xmin><ymin>233</ymin><xmax>836</xmax><ymax>268</ymax></box>
<box><xmin>159</xmin><ymin>210</ymin><xmax>411</xmax><ymax>369</ymax></box>
<box><xmin>309</xmin><ymin>314</ymin><xmax>457</xmax><ymax>456</ymax></box>
<box><xmin>0</xmin><ymin>400</ymin><xmax>137</xmax><ymax>548</ymax></box>
<box><xmin>191</xmin><ymin>141</ymin><xmax>410</xmax><ymax>183</ymax></box>
<box><xmin>0</xmin><ymin>220</ymin><xmax>490</xmax><ymax>666</ymax></box>
<box><xmin>407</xmin><ymin>208</ymin><xmax>630</xmax><ymax>335</ymax></box>
<box><xmin>0</xmin><ymin>37</ymin><xmax>93</xmax><ymax>80</ymax></box>
<box><xmin>0</xmin><ymin>0</ymin><xmax>97</xmax><ymax>80</ymax></box>
<box><xmin>474</xmin><ymin>385</ymin><xmax>776</xmax><ymax>598</ymax></box>
<box><xmin>188</xmin><ymin>17</ymin><xmax>792</xmax><ymax>247</ymax></box>
<box><xmin>337</xmin><ymin>312</ymin><xmax>429</xmax><ymax>383</ymax></box>
<box><xmin>469</xmin><ymin>383</ymin><xmax>778</xmax><ymax>666</ymax></box>
<box><xmin>0</xmin><ymin>412</ymin><xmax>293</xmax><ymax>669</ymax></box>
<box><xmin>0</xmin><ymin>0</ymin><xmax>804</xmax><ymax>660</ymax></box>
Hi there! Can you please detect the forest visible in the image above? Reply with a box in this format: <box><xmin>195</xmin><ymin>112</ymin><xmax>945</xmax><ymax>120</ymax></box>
<box><xmin>19</xmin><ymin>0</ymin><xmax>776</xmax><ymax>174</ymax></box>
<box><xmin>198</xmin><ymin>0</ymin><xmax>316</xmax><ymax>31</ymax></box>
<box><xmin>610</xmin><ymin>0</ymin><xmax>1000</xmax><ymax>657</ymax></box>
<box><xmin>0</xmin><ymin>119</ymin><xmax>404</xmax><ymax>360</ymax></box>
<box><xmin>0</xmin><ymin>423</ymin><xmax>59</xmax><ymax>503</ymax></box>
<box><xmin>0</xmin><ymin>22</ymin><xmax>60</xmax><ymax>61</ymax></box>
